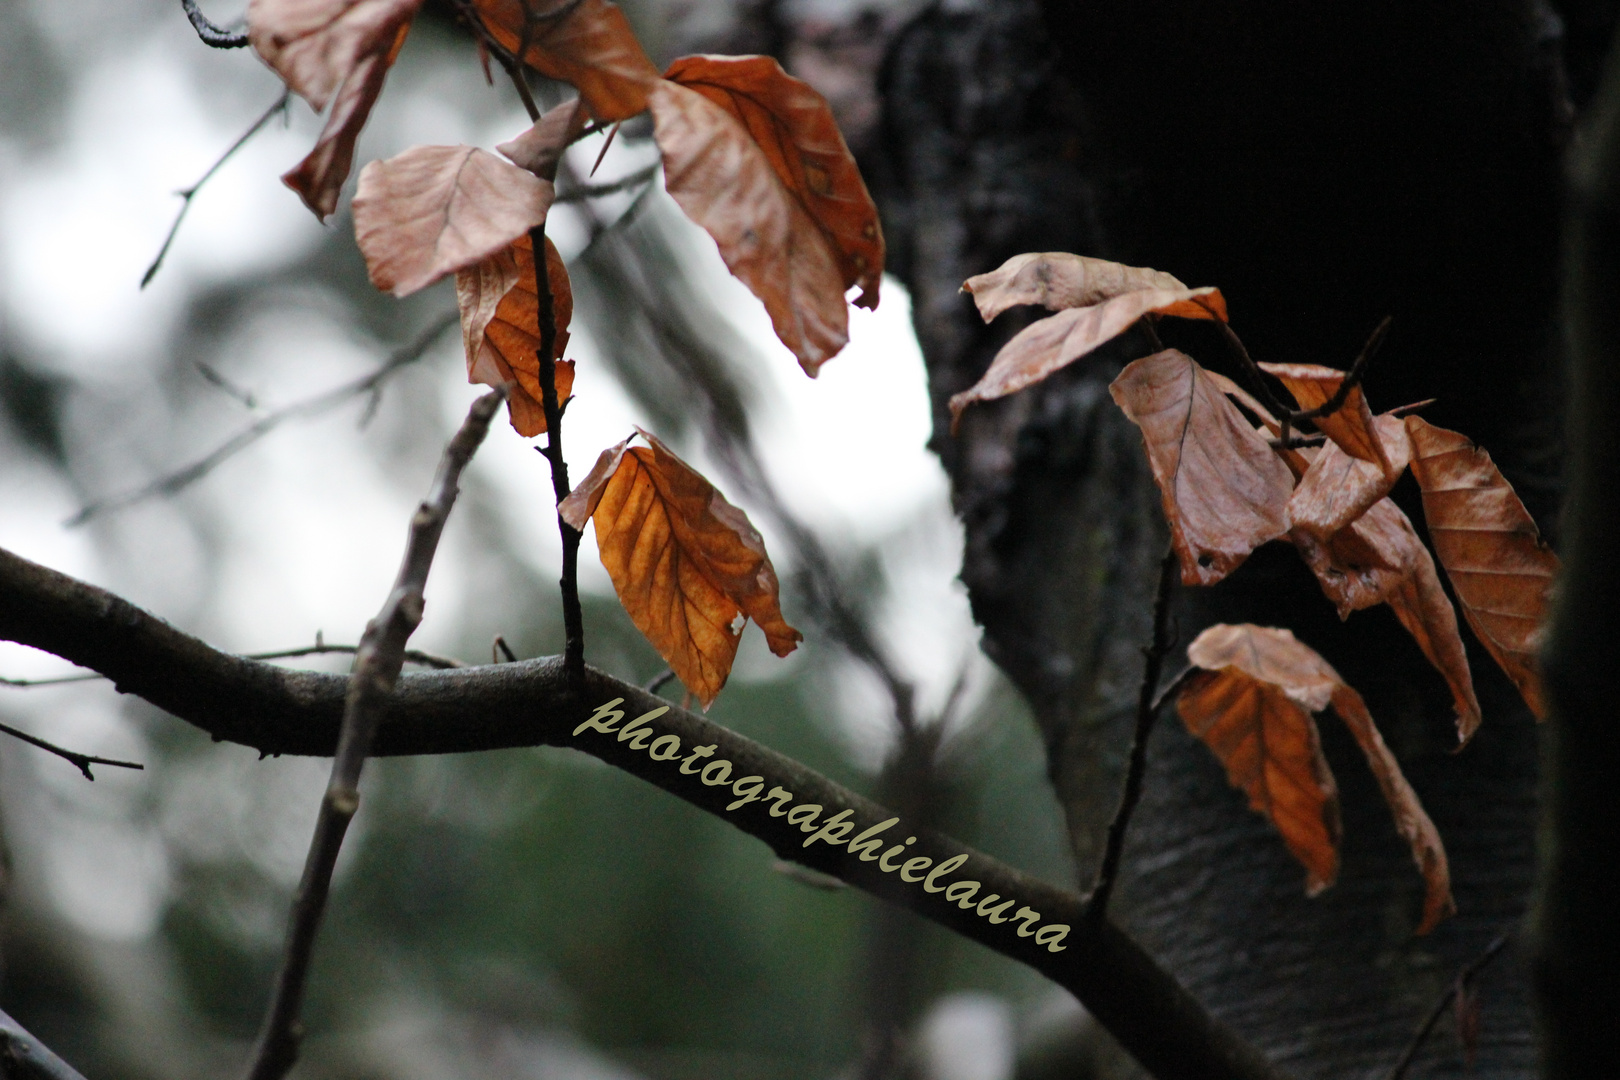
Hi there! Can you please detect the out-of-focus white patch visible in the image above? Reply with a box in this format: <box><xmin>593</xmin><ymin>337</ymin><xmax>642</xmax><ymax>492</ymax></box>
<box><xmin>916</xmin><ymin>992</ymin><xmax>1016</xmax><ymax>1080</ymax></box>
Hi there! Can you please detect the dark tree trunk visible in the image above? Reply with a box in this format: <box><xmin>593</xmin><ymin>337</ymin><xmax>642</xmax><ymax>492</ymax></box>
<box><xmin>870</xmin><ymin>1</ymin><xmax>1581</xmax><ymax>1075</ymax></box>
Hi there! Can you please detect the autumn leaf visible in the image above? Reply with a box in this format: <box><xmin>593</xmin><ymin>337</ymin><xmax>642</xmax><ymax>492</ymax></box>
<box><xmin>1406</xmin><ymin>417</ymin><xmax>1560</xmax><ymax>718</ymax></box>
<box><xmin>664</xmin><ymin>54</ymin><xmax>884</xmax><ymax>309</ymax></box>
<box><xmin>1293</xmin><ymin>498</ymin><xmax>1482</xmax><ymax>743</ymax></box>
<box><xmin>1259</xmin><ymin>362</ymin><xmax>1392</xmax><ymax>477</ymax></box>
<box><xmin>948</xmin><ymin>286</ymin><xmax>1226</xmax><ymax>429</ymax></box>
<box><xmin>1287</xmin><ymin>412</ymin><xmax>1412</xmax><ymax>542</ymax></box>
<box><xmin>649</xmin><ymin>78</ymin><xmax>848</xmax><ymax>376</ymax></box>
<box><xmin>1182</xmin><ymin>624</ymin><xmax>1455</xmax><ymax>932</ymax></box>
<box><xmin>559</xmin><ymin>429</ymin><xmax>802</xmax><ymax>707</ymax></box>
<box><xmin>962</xmin><ymin>252</ymin><xmax>1186</xmax><ymax>323</ymax></box>
<box><xmin>474</xmin><ymin>0</ymin><xmax>659</xmax><ymax>122</ymax></box>
<box><xmin>1109</xmin><ymin>349</ymin><xmax>1294</xmax><ymax>585</ymax></box>
<box><xmin>497</xmin><ymin>97</ymin><xmax>590</xmax><ymax>180</ymax></box>
<box><xmin>353</xmin><ymin>145</ymin><xmax>554</xmax><ymax>297</ymax></box>
<box><xmin>458</xmin><ymin>233</ymin><xmax>574</xmax><ymax>437</ymax></box>
<box><xmin>248</xmin><ymin>0</ymin><xmax>422</xmax><ymax>111</ymax></box>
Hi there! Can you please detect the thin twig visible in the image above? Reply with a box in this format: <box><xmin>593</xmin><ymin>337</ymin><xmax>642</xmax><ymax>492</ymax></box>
<box><xmin>1219</xmin><ymin>323</ymin><xmax>1291</xmax><ymax>419</ymax></box>
<box><xmin>195</xmin><ymin>359</ymin><xmax>260</xmax><ymax>409</ymax></box>
<box><xmin>143</xmin><ymin>90</ymin><xmax>291</xmax><ymax>288</ymax></box>
<box><xmin>1</xmin><ymin>1007</ymin><xmax>91</xmax><ymax>1080</ymax></box>
<box><xmin>1384</xmin><ymin>928</ymin><xmax>1513</xmax><ymax>1080</ymax></box>
<box><xmin>1087</xmin><ymin>543</ymin><xmax>1179</xmax><ymax>921</ymax></box>
<box><xmin>494</xmin><ymin>635</ymin><xmax>518</xmax><ymax>663</ymax></box>
<box><xmin>1276</xmin><ymin>315</ymin><xmax>1390</xmax><ymax>448</ymax></box>
<box><xmin>556</xmin><ymin>161</ymin><xmax>660</xmax><ymax>203</ymax></box>
<box><xmin>243</xmin><ymin>389</ymin><xmax>503</xmax><ymax>1080</ymax></box>
<box><xmin>451</xmin><ymin>0</ymin><xmax>542</xmax><ymax>121</ymax></box>
<box><xmin>644</xmin><ymin>668</ymin><xmax>677</xmax><ymax>694</ymax></box>
<box><xmin>1389</xmin><ymin>398</ymin><xmax>1438</xmax><ymax>418</ymax></box>
<box><xmin>181</xmin><ymin>0</ymin><xmax>249</xmax><ymax>48</ymax></box>
<box><xmin>68</xmin><ymin>312</ymin><xmax>458</xmax><ymax>526</ymax></box>
<box><xmin>0</xmin><ymin>720</ymin><xmax>143</xmax><ymax>780</ymax></box>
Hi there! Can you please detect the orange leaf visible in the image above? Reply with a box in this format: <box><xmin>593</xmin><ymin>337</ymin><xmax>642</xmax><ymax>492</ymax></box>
<box><xmin>948</xmin><ymin>287</ymin><xmax>1226</xmax><ymax>429</ymax></box>
<box><xmin>1287</xmin><ymin>412</ymin><xmax>1412</xmax><ymax>542</ymax></box>
<box><xmin>353</xmin><ymin>145</ymin><xmax>554</xmax><ymax>297</ymax></box>
<box><xmin>457</xmin><ymin>233</ymin><xmax>575</xmax><ymax>437</ymax></box>
<box><xmin>248</xmin><ymin>0</ymin><xmax>422</xmax><ymax>111</ymax></box>
<box><xmin>497</xmin><ymin>97</ymin><xmax>590</xmax><ymax>180</ymax></box>
<box><xmin>962</xmin><ymin>252</ymin><xmax>1186</xmax><ymax>323</ymax></box>
<box><xmin>665</xmin><ymin>54</ymin><xmax>884</xmax><ymax>309</ymax></box>
<box><xmin>559</xmin><ymin>429</ymin><xmax>802</xmax><ymax>707</ymax></box>
<box><xmin>1405</xmin><ymin>417</ymin><xmax>1560</xmax><ymax>718</ymax></box>
<box><xmin>1259</xmin><ymin>362</ymin><xmax>1392</xmax><ymax>477</ymax></box>
<box><xmin>1109</xmin><ymin>349</ymin><xmax>1294</xmax><ymax>585</ymax></box>
<box><xmin>1293</xmin><ymin>498</ymin><xmax>1482</xmax><ymax>743</ymax></box>
<box><xmin>649</xmin><ymin>78</ymin><xmax>848</xmax><ymax>376</ymax></box>
<box><xmin>1183</xmin><ymin>624</ymin><xmax>1455</xmax><ymax>931</ymax></box>
<box><xmin>474</xmin><ymin>0</ymin><xmax>659</xmax><ymax>123</ymax></box>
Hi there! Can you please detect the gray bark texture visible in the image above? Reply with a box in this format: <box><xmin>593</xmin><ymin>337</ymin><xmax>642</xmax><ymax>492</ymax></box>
<box><xmin>866</xmin><ymin>1</ymin><xmax>1595</xmax><ymax>1075</ymax></box>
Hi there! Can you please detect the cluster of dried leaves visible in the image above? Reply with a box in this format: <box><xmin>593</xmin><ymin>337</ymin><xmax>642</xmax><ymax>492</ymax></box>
<box><xmin>245</xmin><ymin>0</ymin><xmax>884</xmax><ymax>705</ymax></box>
<box><xmin>956</xmin><ymin>251</ymin><xmax>1561</xmax><ymax>932</ymax></box>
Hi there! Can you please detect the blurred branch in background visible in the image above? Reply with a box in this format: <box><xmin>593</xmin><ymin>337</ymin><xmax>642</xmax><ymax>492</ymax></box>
<box><xmin>0</xmin><ymin>1007</ymin><xmax>90</xmax><ymax>1080</ymax></box>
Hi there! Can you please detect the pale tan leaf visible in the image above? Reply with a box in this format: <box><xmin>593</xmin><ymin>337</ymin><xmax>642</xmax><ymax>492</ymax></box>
<box><xmin>949</xmin><ymin>288</ymin><xmax>1226</xmax><ymax>429</ymax></box>
<box><xmin>649</xmin><ymin>78</ymin><xmax>848</xmax><ymax>376</ymax></box>
<box><xmin>1406</xmin><ymin>417</ymin><xmax>1560</xmax><ymax>718</ymax></box>
<box><xmin>1259</xmin><ymin>362</ymin><xmax>1391</xmax><ymax>476</ymax></box>
<box><xmin>248</xmin><ymin>0</ymin><xmax>421</xmax><ymax>110</ymax></box>
<box><xmin>496</xmin><ymin>97</ymin><xmax>590</xmax><ymax>180</ymax></box>
<box><xmin>457</xmin><ymin>233</ymin><xmax>574</xmax><ymax>437</ymax></box>
<box><xmin>1109</xmin><ymin>349</ymin><xmax>1294</xmax><ymax>585</ymax></box>
<box><xmin>475</xmin><ymin>0</ymin><xmax>659</xmax><ymax>122</ymax></box>
<box><xmin>1288</xmin><ymin>413</ymin><xmax>1413</xmax><ymax>541</ymax></box>
<box><xmin>353</xmin><ymin>145</ymin><xmax>554</xmax><ymax>297</ymax></box>
<box><xmin>962</xmin><ymin>252</ymin><xmax>1186</xmax><ymax>323</ymax></box>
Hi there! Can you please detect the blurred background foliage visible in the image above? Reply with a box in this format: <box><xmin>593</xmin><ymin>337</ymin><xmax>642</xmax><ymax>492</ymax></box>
<box><xmin>0</xmin><ymin>0</ymin><xmax>1087</xmax><ymax>1077</ymax></box>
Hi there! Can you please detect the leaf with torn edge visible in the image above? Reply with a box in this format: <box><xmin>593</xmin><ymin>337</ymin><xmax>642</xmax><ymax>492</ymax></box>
<box><xmin>353</xmin><ymin>145</ymin><xmax>554</xmax><ymax>297</ymax></box>
<box><xmin>1110</xmin><ymin>349</ymin><xmax>1294</xmax><ymax>585</ymax></box>
<box><xmin>248</xmin><ymin>0</ymin><xmax>423</xmax><ymax>111</ymax></box>
<box><xmin>1183</xmin><ymin>624</ymin><xmax>1455</xmax><ymax>932</ymax></box>
<box><xmin>560</xmin><ymin>429</ymin><xmax>802</xmax><ymax>707</ymax></box>
<box><xmin>949</xmin><ymin>287</ymin><xmax>1226</xmax><ymax>430</ymax></box>
<box><xmin>458</xmin><ymin>233</ymin><xmax>574</xmax><ymax>437</ymax></box>
<box><xmin>474</xmin><ymin>0</ymin><xmax>659</xmax><ymax>122</ymax></box>
<box><xmin>281</xmin><ymin>20</ymin><xmax>410</xmax><ymax>219</ymax></box>
<box><xmin>1293</xmin><ymin>498</ymin><xmax>1482</xmax><ymax>743</ymax></box>
<box><xmin>497</xmin><ymin>97</ymin><xmax>590</xmax><ymax>180</ymax></box>
<box><xmin>1406</xmin><ymin>417</ymin><xmax>1560</xmax><ymax>718</ymax></box>
<box><xmin>1287</xmin><ymin>412</ymin><xmax>1412</xmax><ymax>542</ymax></box>
<box><xmin>962</xmin><ymin>252</ymin><xmax>1186</xmax><ymax>323</ymax></box>
<box><xmin>649</xmin><ymin>78</ymin><xmax>848</xmax><ymax>376</ymax></box>
<box><xmin>665</xmin><ymin>54</ymin><xmax>884</xmax><ymax>309</ymax></box>
<box><xmin>1260</xmin><ymin>362</ymin><xmax>1392</xmax><ymax>477</ymax></box>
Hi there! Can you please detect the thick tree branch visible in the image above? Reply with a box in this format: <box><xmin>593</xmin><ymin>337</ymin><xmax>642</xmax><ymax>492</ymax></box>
<box><xmin>0</xmin><ymin>1007</ymin><xmax>91</xmax><ymax>1080</ymax></box>
<box><xmin>243</xmin><ymin>390</ymin><xmax>502</xmax><ymax>1080</ymax></box>
<box><xmin>0</xmin><ymin>543</ymin><xmax>1285</xmax><ymax>1080</ymax></box>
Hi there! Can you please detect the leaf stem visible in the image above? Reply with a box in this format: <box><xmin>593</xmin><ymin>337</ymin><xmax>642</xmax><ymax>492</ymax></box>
<box><xmin>1384</xmin><ymin>928</ymin><xmax>1512</xmax><ymax>1080</ymax></box>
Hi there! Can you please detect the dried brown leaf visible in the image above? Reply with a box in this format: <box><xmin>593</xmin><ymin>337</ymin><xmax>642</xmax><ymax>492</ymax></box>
<box><xmin>1406</xmin><ymin>417</ymin><xmax>1560</xmax><ymax>718</ymax></box>
<box><xmin>962</xmin><ymin>252</ymin><xmax>1186</xmax><ymax>323</ymax></box>
<box><xmin>1183</xmin><ymin>624</ymin><xmax>1455</xmax><ymax>931</ymax></box>
<box><xmin>649</xmin><ymin>78</ymin><xmax>848</xmax><ymax>375</ymax></box>
<box><xmin>948</xmin><ymin>288</ymin><xmax>1226</xmax><ymax>429</ymax></box>
<box><xmin>497</xmin><ymin>97</ymin><xmax>590</xmax><ymax>180</ymax></box>
<box><xmin>353</xmin><ymin>145</ymin><xmax>554</xmax><ymax>297</ymax></box>
<box><xmin>560</xmin><ymin>429</ymin><xmax>802</xmax><ymax>707</ymax></box>
<box><xmin>665</xmin><ymin>54</ymin><xmax>884</xmax><ymax>308</ymax></box>
<box><xmin>1260</xmin><ymin>362</ymin><xmax>1391</xmax><ymax>476</ymax></box>
<box><xmin>1110</xmin><ymin>349</ymin><xmax>1294</xmax><ymax>585</ymax></box>
<box><xmin>248</xmin><ymin>0</ymin><xmax>421</xmax><ymax>110</ymax></box>
<box><xmin>1288</xmin><ymin>413</ymin><xmax>1412</xmax><ymax>541</ymax></box>
<box><xmin>458</xmin><ymin>233</ymin><xmax>575</xmax><ymax>437</ymax></box>
<box><xmin>475</xmin><ymin>0</ymin><xmax>659</xmax><ymax>122</ymax></box>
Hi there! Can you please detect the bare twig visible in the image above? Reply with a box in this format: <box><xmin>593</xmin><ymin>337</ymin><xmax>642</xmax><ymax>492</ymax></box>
<box><xmin>450</xmin><ymin>0</ymin><xmax>542</xmax><ymax>121</ymax></box>
<box><xmin>1384</xmin><ymin>928</ymin><xmax>1513</xmax><ymax>1080</ymax></box>
<box><xmin>68</xmin><ymin>311</ymin><xmax>458</xmax><ymax>526</ymax></box>
<box><xmin>195</xmin><ymin>359</ymin><xmax>260</xmax><ymax>409</ymax></box>
<box><xmin>143</xmin><ymin>91</ymin><xmax>291</xmax><ymax>288</ymax></box>
<box><xmin>1</xmin><ymin>1007</ymin><xmax>91</xmax><ymax>1080</ymax></box>
<box><xmin>0</xmin><ymin>720</ymin><xmax>143</xmax><ymax>781</ymax></box>
<box><xmin>181</xmin><ymin>0</ymin><xmax>249</xmax><ymax>48</ymax></box>
<box><xmin>243</xmin><ymin>389</ymin><xmax>502</xmax><ymax>1080</ymax></box>
<box><xmin>644</xmin><ymin>668</ymin><xmax>677</xmax><ymax>693</ymax></box>
<box><xmin>1221</xmin><ymin>317</ymin><xmax>1392</xmax><ymax>449</ymax></box>
<box><xmin>493</xmin><ymin>635</ymin><xmax>518</xmax><ymax>663</ymax></box>
<box><xmin>1087</xmin><ymin>544</ymin><xmax>1178</xmax><ymax>920</ymax></box>
<box><xmin>557</xmin><ymin>161</ymin><xmax>660</xmax><ymax>203</ymax></box>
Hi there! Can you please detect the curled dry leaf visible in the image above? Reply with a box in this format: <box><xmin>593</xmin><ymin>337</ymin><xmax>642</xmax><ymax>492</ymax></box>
<box><xmin>353</xmin><ymin>145</ymin><xmax>554</xmax><ymax>298</ymax></box>
<box><xmin>649</xmin><ymin>78</ymin><xmax>848</xmax><ymax>376</ymax></box>
<box><xmin>1260</xmin><ymin>362</ymin><xmax>1392</xmax><ymax>476</ymax></box>
<box><xmin>497</xmin><ymin>98</ymin><xmax>590</xmax><ymax>180</ymax></box>
<box><xmin>1406</xmin><ymin>417</ymin><xmax>1560</xmax><ymax>718</ymax></box>
<box><xmin>282</xmin><ymin>21</ymin><xmax>409</xmax><ymax>219</ymax></box>
<box><xmin>665</xmin><ymin>54</ymin><xmax>884</xmax><ymax>309</ymax></box>
<box><xmin>457</xmin><ymin>233</ymin><xmax>575</xmax><ymax>437</ymax></box>
<box><xmin>962</xmin><ymin>252</ymin><xmax>1185</xmax><ymax>323</ymax></box>
<box><xmin>474</xmin><ymin>0</ymin><xmax>659</xmax><ymax>122</ymax></box>
<box><xmin>948</xmin><ymin>287</ymin><xmax>1226</xmax><ymax>430</ymax></box>
<box><xmin>1183</xmin><ymin>624</ymin><xmax>1455</xmax><ymax>931</ymax></box>
<box><xmin>1109</xmin><ymin>349</ymin><xmax>1294</xmax><ymax>585</ymax></box>
<box><xmin>560</xmin><ymin>429</ymin><xmax>802</xmax><ymax>707</ymax></box>
<box><xmin>1288</xmin><ymin>412</ymin><xmax>1413</xmax><ymax>542</ymax></box>
<box><xmin>248</xmin><ymin>0</ymin><xmax>423</xmax><ymax>111</ymax></box>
